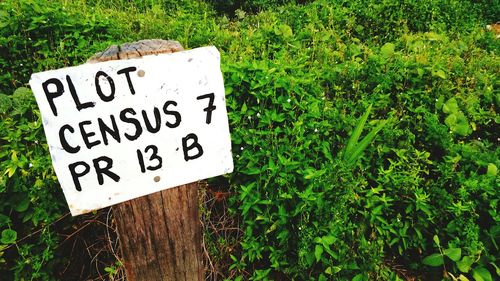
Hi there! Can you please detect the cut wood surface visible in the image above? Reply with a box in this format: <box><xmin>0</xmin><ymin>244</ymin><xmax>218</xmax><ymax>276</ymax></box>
<box><xmin>88</xmin><ymin>39</ymin><xmax>203</xmax><ymax>281</ymax></box>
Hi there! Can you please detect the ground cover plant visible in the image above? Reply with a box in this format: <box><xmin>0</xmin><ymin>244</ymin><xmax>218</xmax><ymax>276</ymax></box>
<box><xmin>0</xmin><ymin>0</ymin><xmax>498</xmax><ymax>280</ymax></box>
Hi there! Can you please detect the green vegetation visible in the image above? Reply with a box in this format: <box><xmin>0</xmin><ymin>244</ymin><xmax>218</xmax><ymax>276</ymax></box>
<box><xmin>0</xmin><ymin>0</ymin><xmax>498</xmax><ymax>280</ymax></box>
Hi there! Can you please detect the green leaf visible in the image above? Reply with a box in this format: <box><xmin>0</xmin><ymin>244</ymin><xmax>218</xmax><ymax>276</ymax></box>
<box><xmin>423</xmin><ymin>253</ymin><xmax>444</xmax><ymax>266</ymax></box>
<box><xmin>443</xmin><ymin>97</ymin><xmax>459</xmax><ymax>114</ymax></box>
<box><xmin>315</xmin><ymin>244</ymin><xmax>323</xmax><ymax>262</ymax></box>
<box><xmin>443</xmin><ymin>247</ymin><xmax>461</xmax><ymax>262</ymax></box>
<box><xmin>322</xmin><ymin>235</ymin><xmax>336</xmax><ymax>245</ymax></box>
<box><xmin>457</xmin><ymin>256</ymin><xmax>474</xmax><ymax>273</ymax></box>
<box><xmin>1</xmin><ymin>229</ymin><xmax>17</xmax><ymax>244</ymax></box>
<box><xmin>325</xmin><ymin>266</ymin><xmax>341</xmax><ymax>275</ymax></box>
<box><xmin>241</xmin><ymin>167</ymin><xmax>260</xmax><ymax>175</ymax></box>
<box><xmin>346</xmin><ymin>119</ymin><xmax>387</xmax><ymax>165</ymax></box>
<box><xmin>472</xmin><ymin>267</ymin><xmax>492</xmax><ymax>281</ymax></box>
<box><xmin>417</xmin><ymin>68</ymin><xmax>425</xmax><ymax>77</ymax></box>
<box><xmin>381</xmin><ymin>43</ymin><xmax>395</xmax><ymax>57</ymax></box>
<box><xmin>325</xmin><ymin>267</ymin><xmax>332</xmax><ymax>275</ymax></box>
<box><xmin>433</xmin><ymin>235</ymin><xmax>441</xmax><ymax>247</ymax></box>
<box><xmin>279</xmin><ymin>24</ymin><xmax>293</xmax><ymax>38</ymax></box>
<box><xmin>433</xmin><ymin>69</ymin><xmax>447</xmax><ymax>79</ymax></box>
<box><xmin>0</xmin><ymin>214</ymin><xmax>10</xmax><ymax>227</ymax></box>
<box><xmin>487</xmin><ymin>163</ymin><xmax>497</xmax><ymax>176</ymax></box>
<box><xmin>458</xmin><ymin>274</ymin><xmax>470</xmax><ymax>281</ymax></box>
<box><xmin>445</xmin><ymin>112</ymin><xmax>471</xmax><ymax>136</ymax></box>
<box><xmin>13</xmin><ymin>87</ymin><xmax>32</xmax><ymax>96</ymax></box>
<box><xmin>14</xmin><ymin>196</ymin><xmax>30</xmax><ymax>213</ymax></box>
<box><xmin>0</xmin><ymin>10</ymin><xmax>9</xmax><ymax>28</ymax></box>
<box><xmin>352</xmin><ymin>273</ymin><xmax>367</xmax><ymax>281</ymax></box>
<box><xmin>344</xmin><ymin>104</ymin><xmax>372</xmax><ymax>159</ymax></box>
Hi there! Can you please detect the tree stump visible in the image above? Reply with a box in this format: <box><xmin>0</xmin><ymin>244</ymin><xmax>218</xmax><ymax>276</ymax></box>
<box><xmin>88</xmin><ymin>39</ymin><xmax>203</xmax><ymax>281</ymax></box>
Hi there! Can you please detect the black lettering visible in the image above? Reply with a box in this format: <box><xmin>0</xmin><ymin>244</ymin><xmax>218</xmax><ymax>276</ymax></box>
<box><xmin>137</xmin><ymin>149</ymin><xmax>146</xmax><ymax>173</ymax></box>
<box><xmin>95</xmin><ymin>71</ymin><xmax>115</xmax><ymax>102</ymax></box>
<box><xmin>98</xmin><ymin>115</ymin><xmax>121</xmax><ymax>145</ymax></box>
<box><xmin>182</xmin><ymin>133</ymin><xmax>204</xmax><ymax>161</ymax></box>
<box><xmin>163</xmin><ymin>100</ymin><xmax>181</xmax><ymax>128</ymax></box>
<box><xmin>196</xmin><ymin>93</ymin><xmax>216</xmax><ymax>124</ymax></box>
<box><xmin>119</xmin><ymin>108</ymin><xmax>143</xmax><ymax>141</ymax></box>
<box><xmin>68</xmin><ymin>161</ymin><xmax>90</xmax><ymax>191</ymax></box>
<box><xmin>142</xmin><ymin>107</ymin><xmax>161</xmax><ymax>133</ymax></box>
<box><xmin>93</xmin><ymin>156</ymin><xmax>120</xmax><ymax>185</ymax></box>
<box><xmin>42</xmin><ymin>78</ymin><xmax>64</xmax><ymax>116</ymax></box>
<box><xmin>79</xmin><ymin>120</ymin><xmax>101</xmax><ymax>149</ymax></box>
<box><xmin>145</xmin><ymin>145</ymin><xmax>162</xmax><ymax>171</ymax></box>
<box><xmin>59</xmin><ymin>124</ymin><xmax>80</xmax><ymax>154</ymax></box>
<box><xmin>137</xmin><ymin>145</ymin><xmax>163</xmax><ymax>173</ymax></box>
<box><xmin>117</xmin><ymin>67</ymin><xmax>137</xmax><ymax>95</ymax></box>
<box><xmin>66</xmin><ymin>75</ymin><xmax>94</xmax><ymax>111</ymax></box>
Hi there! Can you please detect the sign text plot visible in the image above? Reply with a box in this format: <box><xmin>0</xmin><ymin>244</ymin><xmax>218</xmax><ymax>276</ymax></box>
<box><xmin>29</xmin><ymin>46</ymin><xmax>233</xmax><ymax>216</ymax></box>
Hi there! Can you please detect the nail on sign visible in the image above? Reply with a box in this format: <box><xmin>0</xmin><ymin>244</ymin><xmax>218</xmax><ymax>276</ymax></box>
<box><xmin>29</xmin><ymin>46</ymin><xmax>233</xmax><ymax>216</ymax></box>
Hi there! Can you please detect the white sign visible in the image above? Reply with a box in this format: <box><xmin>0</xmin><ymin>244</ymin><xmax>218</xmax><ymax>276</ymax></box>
<box><xmin>29</xmin><ymin>46</ymin><xmax>233</xmax><ymax>216</ymax></box>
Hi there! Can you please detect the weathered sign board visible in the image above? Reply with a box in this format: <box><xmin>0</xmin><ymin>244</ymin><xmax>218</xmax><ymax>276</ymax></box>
<box><xmin>29</xmin><ymin>46</ymin><xmax>233</xmax><ymax>216</ymax></box>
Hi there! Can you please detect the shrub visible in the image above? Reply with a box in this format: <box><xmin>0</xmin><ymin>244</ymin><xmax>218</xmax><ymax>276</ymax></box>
<box><xmin>1</xmin><ymin>0</ymin><xmax>498</xmax><ymax>280</ymax></box>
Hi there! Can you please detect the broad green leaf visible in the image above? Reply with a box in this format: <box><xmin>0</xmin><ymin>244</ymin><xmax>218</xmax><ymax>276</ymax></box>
<box><xmin>13</xmin><ymin>87</ymin><xmax>32</xmax><ymax>96</ymax></box>
<box><xmin>322</xmin><ymin>235</ymin><xmax>336</xmax><ymax>245</ymax></box>
<box><xmin>445</xmin><ymin>113</ymin><xmax>458</xmax><ymax>126</ymax></box>
<box><xmin>280</xmin><ymin>24</ymin><xmax>293</xmax><ymax>38</ymax></box>
<box><xmin>0</xmin><ymin>10</ymin><xmax>9</xmax><ymax>28</ymax></box>
<box><xmin>472</xmin><ymin>267</ymin><xmax>492</xmax><ymax>281</ymax></box>
<box><xmin>433</xmin><ymin>69</ymin><xmax>447</xmax><ymax>79</ymax></box>
<box><xmin>435</xmin><ymin>95</ymin><xmax>445</xmax><ymax>110</ymax></box>
<box><xmin>5</xmin><ymin>167</ymin><xmax>16</xmax><ymax>178</ymax></box>
<box><xmin>453</xmin><ymin>115</ymin><xmax>471</xmax><ymax>136</ymax></box>
<box><xmin>14</xmin><ymin>196</ymin><xmax>30</xmax><ymax>213</ymax></box>
<box><xmin>443</xmin><ymin>247</ymin><xmax>461</xmax><ymax>262</ymax></box>
<box><xmin>457</xmin><ymin>256</ymin><xmax>474</xmax><ymax>273</ymax></box>
<box><xmin>1</xmin><ymin>229</ymin><xmax>17</xmax><ymax>244</ymax></box>
<box><xmin>352</xmin><ymin>273</ymin><xmax>367</xmax><ymax>281</ymax></box>
<box><xmin>381</xmin><ymin>43</ymin><xmax>395</xmax><ymax>57</ymax></box>
<box><xmin>443</xmin><ymin>97</ymin><xmax>459</xmax><ymax>114</ymax></box>
<box><xmin>315</xmin><ymin>244</ymin><xmax>323</xmax><ymax>262</ymax></box>
<box><xmin>487</xmin><ymin>163</ymin><xmax>497</xmax><ymax>176</ymax></box>
<box><xmin>423</xmin><ymin>253</ymin><xmax>444</xmax><ymax>266</ymax></box>
<box><xmin>445</xmin><ymin>112</ymin><xmax>471</xmax><ymax>136</ymax></box>
<box><xmin>417</xmin><ymin>68</ymin><xmax>425</xmax><ymax>77</ymax></box>
<box><xmin>0</xmin><ymin>214</ymin><xmax>10</xmax><ymax>227</ymax></box>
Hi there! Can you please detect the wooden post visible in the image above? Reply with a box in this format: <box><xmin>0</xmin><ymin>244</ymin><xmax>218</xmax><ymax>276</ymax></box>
<box><xmin>88</xmin><ymin>40</ymin><xmax>204</xmax><ymax>281</ymax></box>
